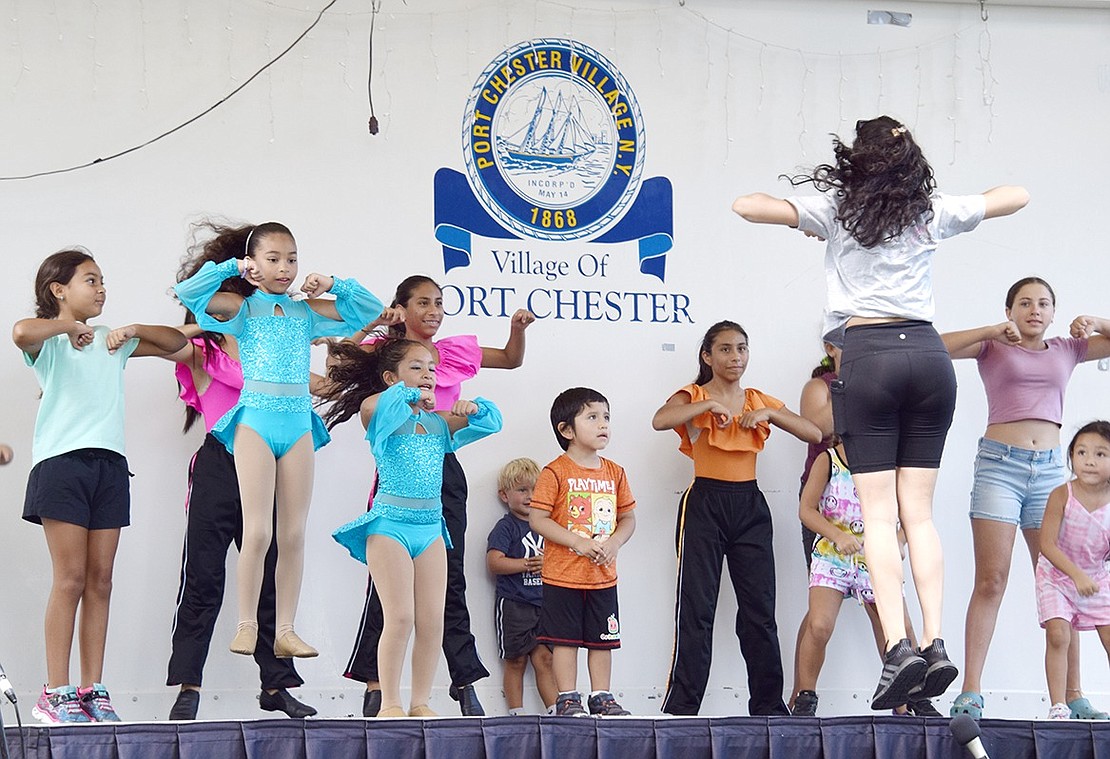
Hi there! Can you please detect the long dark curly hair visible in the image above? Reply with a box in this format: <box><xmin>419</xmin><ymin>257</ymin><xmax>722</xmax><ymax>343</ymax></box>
<box><xmin>319</xmin><ymin>338</ymin><xmax>424</xmax><ymax>429</ymax></box>
<box><xmin>175</xmin><ymin>220</ymin><xmax>282</xmax><ymax>433</ymax></box>
<box><xmin>786</xmin><ymin>116</ymin><xmax>936</xmax><ymax>249</ymax></box>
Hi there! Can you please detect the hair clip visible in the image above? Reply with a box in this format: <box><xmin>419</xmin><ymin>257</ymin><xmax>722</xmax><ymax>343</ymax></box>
<box><xmin>891</xmin><ymin>125</ymin><xmax>908</xmax><ymax>137</ymax></box>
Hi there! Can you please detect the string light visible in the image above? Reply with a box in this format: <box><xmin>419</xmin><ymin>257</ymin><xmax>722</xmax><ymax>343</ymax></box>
<box><xmin>876</xmin><ymin>47</ymin><xmax>883</xmax><ymax>116</ymax></box>
<box><xmin>798</xmin><ymin>50</ymin><xmax>811</xmax><ymax>158</ymax></box>
<box><xmin>723</xmin><ymin>34</ymin><xmax>733</xmax><ymax>162</ymax></box>
<box><xmin>950</xmin><ymin>32</ymin><xmax>962</xmax><ymax>165</ymax></box>
<box><xmin>913</xmin><ymin>47</ymin><xmax>922</xmax><ymax>130</ymax></box>
<box><xmin>757</xmin><ymin>43</ymin><xmax>766</xmax><ymax>112</ymax></box>
<box><xmin>978</xmin><ymin>18</ymin><xmax>997</xmax><ymax>143</ymax></box>
<box><xmin>0</xmin><ymin>0</ymin><xmax>1000</xmax><ymax>181</ymax></box>
<box><xmin>836</xmin><ymin>53</ymin><xmax>845</xmax><ymax>128</ymax></box>
<box><xmin>655</xmin><ymin>9</ymin><xmax>664</xmax><ymax>79</ymax></box>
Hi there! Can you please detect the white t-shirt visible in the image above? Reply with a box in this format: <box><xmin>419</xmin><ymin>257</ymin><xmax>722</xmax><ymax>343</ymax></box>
<box><xmin>787</xmin><ymin>192</ymin><xmax>986</xmax><ymax>339</ymax></box>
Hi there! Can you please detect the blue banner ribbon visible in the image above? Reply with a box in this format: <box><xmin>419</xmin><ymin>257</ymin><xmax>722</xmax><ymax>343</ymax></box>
<box><xmin>433</xmin><ymin>168</ymin><xmax>674</xmax><ymax>281</ymax></box>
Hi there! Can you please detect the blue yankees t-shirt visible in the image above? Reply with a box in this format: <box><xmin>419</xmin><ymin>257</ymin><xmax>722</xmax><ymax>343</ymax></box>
<box><xmin>487</xmin><ymin>513</ymin><xmax>544</xmax><ymax>607</ymax></box>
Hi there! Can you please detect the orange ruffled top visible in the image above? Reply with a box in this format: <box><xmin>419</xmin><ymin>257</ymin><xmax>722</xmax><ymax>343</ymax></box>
<box><xmin>672</xmin><ymin>383</ymin><xmax>784</xmax><ymax>482</ymax></box>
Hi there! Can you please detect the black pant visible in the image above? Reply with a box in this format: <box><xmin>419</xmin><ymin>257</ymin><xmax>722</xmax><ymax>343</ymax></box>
<box><xmin>166</xmin><ymin>434</ymin><xmax>302</xmax><ymax>691</ymax></box>
<box><xmin>662</xmin><ymin>478</ymin><xmax>788</xmax><ymax>716</ymax></box>
<box><xmin>343</xmin><ymin>452</ymin><xmax>489</xmax><ymax>687</ymax></box>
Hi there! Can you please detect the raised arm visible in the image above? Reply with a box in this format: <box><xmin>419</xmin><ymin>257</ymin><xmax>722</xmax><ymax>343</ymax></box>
<box><xmin>981</xmin><ymin>186</ymin><xmax>1030</xmax><ymax>220</ymax></box>
<box><xmin>480</xmin><ymin>309</ymin><xmax>536</xmax><ymax>369</ymax></box>
<box><xmin>940</xmin><ymin>322</ymin><xmax>1019</xmax><ymax>360</ymax></box>
<box><xmin>174</xmin><ymin>259</ymin><xmax>247</xmax><ymax>326</ymax></box>
<box><xmin>752</xmin><ymin>406</ymin><xmax>823</xmax><ymax>444</ymax></box>
<box><xmin>731</xmin><ymin>192</ymin><xmax>800</xmax><ymax>227</ymax></box>
<box><xmin>12</xmin><ymin>318</ymin><xmax>93</xmax><ymax>356</ymax></box>
<box><xmin>651</xmin><ymin>391</ymin><xmax>730</xmax><ymax>431</ymax></box>
<box><xmin>109</xmin><ymin>324</ymin><xmax>190</xmax><ymax>358</ymax></box>
<box><xmin>1071</xmin><ymin>315</ymin><xmax>1110</xmax><ymax>362</ymax></box>
<box><xmin>304</xmin><ymin>275</ymin><xmax>384</xmax><ymax>338</ymax></box>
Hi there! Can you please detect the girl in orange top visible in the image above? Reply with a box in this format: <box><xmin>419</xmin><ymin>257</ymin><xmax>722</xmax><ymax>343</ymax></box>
<box><xmin>652</xmin><ymin>320</ymin><xmax>821</xmax><ymax>716</ymax></box>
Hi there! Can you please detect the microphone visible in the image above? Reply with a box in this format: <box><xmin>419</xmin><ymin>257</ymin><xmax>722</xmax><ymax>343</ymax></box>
<box><xmin>0</xmin><ymin>661</ymin><xmax>16</xmax><ymax>704</ymax></box>
<box><xmin>951</xmin><ymin>714</ymin><xmax>988</xmax><ymax>759</ymax></box>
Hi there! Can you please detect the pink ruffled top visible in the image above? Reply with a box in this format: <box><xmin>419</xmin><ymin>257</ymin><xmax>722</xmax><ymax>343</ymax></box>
<box><xmin>175</xmin><ymin>338</ymin><xmax>243</xmax><ymax>433</ymax></box>
<box><xmin>672</xmin><ymin>383</ymin><xmax>784</xmax><ymax>482</ymax></box>
<box><xmin>362</xmin><ymin>334</ymin><xmax>481</xmax><ymax>411</ymax></box>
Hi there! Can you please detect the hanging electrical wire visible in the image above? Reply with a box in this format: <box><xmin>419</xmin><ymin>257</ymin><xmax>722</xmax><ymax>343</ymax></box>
<box><xmin>0</xmin><ymin>0</ymin><xmax>340</xmax><ymax>181</ymax></box>
<box><xmin>367</xmin><ymin>0</ymin><xmax>382</xmax><ymax>134</ymax></box>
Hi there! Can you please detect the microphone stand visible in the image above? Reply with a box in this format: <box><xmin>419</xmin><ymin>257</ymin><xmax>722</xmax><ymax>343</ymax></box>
<box><xmin>0</xmin><ymin>661</ymin><xmax>26</xmax><ymax>759</ymax></box>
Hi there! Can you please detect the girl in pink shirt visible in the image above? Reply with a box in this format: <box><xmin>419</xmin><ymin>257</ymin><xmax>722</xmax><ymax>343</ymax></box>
<box><xmin>1036</xmin><ymin>422</ymin><xmax>1110</xmax><ymax>719</ymax></box>
<box><xmin>942</xmin><ymin>277</ymin><xmax>1110</xmax><ymax>719</ymax></box>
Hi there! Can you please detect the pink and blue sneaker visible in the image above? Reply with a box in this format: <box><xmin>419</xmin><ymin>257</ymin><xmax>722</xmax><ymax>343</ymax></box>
<box><xmin>32</xmin><ymin>685</ymin><xmax>92</xmax><ymax>724</ymax></box>
<box><xmin>78</xmin><ymin>683</ymin><xmax>121</xmax><ymax>722</ymax></box>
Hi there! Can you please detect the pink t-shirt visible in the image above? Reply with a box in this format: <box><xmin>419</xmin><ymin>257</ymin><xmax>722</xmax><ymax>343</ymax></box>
<box><xmin>976</xmin><ymin>336</ymin><xmax>1087</xmax><ymax>426</ymax></box>
<box><xmin>362</xmin><ymin>334</ymin><xmax>482</xmax><ymax>411</ymax></box>
<box><xmin>175</xmin><ymin>338</ymin><xmax>243</xmax><ymax>433</ymax></box>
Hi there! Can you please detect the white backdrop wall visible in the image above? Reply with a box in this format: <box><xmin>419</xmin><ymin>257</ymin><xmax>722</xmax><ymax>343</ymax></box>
<box><xmin>1</xmin><ymin>0</ymin><xmax>1107</xmax><ymax>720</ymax></box>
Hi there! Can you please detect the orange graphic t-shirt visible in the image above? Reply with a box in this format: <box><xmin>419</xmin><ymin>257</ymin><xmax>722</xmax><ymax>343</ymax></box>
<box><xmin>531</xmin><ymin>454</ymin><xmax>636</xmax><ymax>590</ymax></box>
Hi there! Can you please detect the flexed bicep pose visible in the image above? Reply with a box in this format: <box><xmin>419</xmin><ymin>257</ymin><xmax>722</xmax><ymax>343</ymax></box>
<box><xmin>943</xmin><ymin>279</ymin><xmax>1110</xmax><ymax>720</ymax></box>
<box><xmin>734</xmin><ymin>115</ymin><xmax>1029</xmax><ymax>710</ymax></box>
<box><xmin>336</xmin><ymin>275</ymin><xmax>534</xmax><ymax>716</ymax></box>
<box><xmin>654</xmin><ymin>321</ymin><xmax>821</xmax><ymax>716</ymax></box>
<box><xmin>324</xmin><ymin>338</ymin><xmax>502</xmax><ymax>717</ymax></box>
<box><xmin>174</xmin><ymin>221</ymin><xmax>382</xmax><ymax>660</ymax></box>
<box><xmin>14</xmin><ymin>249</ymin><xmax>187</xmax><ymax>723</ymax></box>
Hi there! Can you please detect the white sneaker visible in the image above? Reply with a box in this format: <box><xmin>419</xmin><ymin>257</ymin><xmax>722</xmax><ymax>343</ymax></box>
<box><xmin>1048</xmin><ymin>703</ymin><xmax>1071</xmax><ymax>720</ymax></box>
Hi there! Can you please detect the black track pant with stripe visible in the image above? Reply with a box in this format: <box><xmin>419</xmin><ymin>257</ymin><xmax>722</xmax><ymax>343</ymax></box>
<box><xmin>662</xmin><ymin>478</ymin><xmax>789</xmax><ymax>716</ymax></box>
<box><xmin>167</xmin><ymin>434</ymin><xmax>302</xmax><ymax>690</ymax></box>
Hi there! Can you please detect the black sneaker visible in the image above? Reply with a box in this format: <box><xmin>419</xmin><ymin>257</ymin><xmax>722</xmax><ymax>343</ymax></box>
<box><xmin>909</xmin><ymin>639</ymin><xmax>958</xmax><ymax>699</ymax></box>
<box><xmin>362</xmin><ymin>688</ymin><xmax>381</xmax><ymax>718</ymax></box>
<box><xmin>448</xmin><ymin>683</ymin><xmax>485</xmax><ymax>716</ymax></box>
<box><xmin>792</xmin><ymin>690</ymin><xmax>818</xmax><ymax>717</ymax></box>
<box><xmin>259</xmin><ymin>689</ymin><xmax>318</xmax><ymax>718</ymax></box>
<box><xmin>555</xmin><ymin>692</ymin><xmax>589</xmax><ymax>717</ymax></box>
<box><xmin>871</xmin><ymin>638</ymin><xmax>927</xmax><ymax>711</ymax></box>
<box><xmin>169</xmin><ymin>689</ymin><xmax>200</xmax><ymax>720</ymax></box>
<box><xmin>906</xmin><ymin>697</ymin><xmax>942</xmax><ymax>717</ymax></box>
<box><xmin>587</xmin><ymin>691</ymin><xmax>631</xmax><ymax>716</ymax></box>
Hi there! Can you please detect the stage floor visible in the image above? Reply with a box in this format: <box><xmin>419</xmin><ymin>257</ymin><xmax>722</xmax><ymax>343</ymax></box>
<box><xmin>3</xmin><ymin>714</ymin><xmax>1110</xmax><ymax>759</ymax></box>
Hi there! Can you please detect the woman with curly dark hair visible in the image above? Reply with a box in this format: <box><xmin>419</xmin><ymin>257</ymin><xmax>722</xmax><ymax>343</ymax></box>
<box><xmin>733</xmin><ymin>116</ymin><xmax>1029</xmax><ymax>710</ymax></box>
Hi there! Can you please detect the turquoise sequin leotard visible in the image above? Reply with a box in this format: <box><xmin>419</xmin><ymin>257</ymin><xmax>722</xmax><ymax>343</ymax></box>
<box><xmin>332</xmin><ymin>383</ymin><xmax>502</xmax><ymax>560</ymax></box>
<box><xmin>175</xmin><ymin>258</ymin><xmax>383</xmax><ymax>457</ymax></box>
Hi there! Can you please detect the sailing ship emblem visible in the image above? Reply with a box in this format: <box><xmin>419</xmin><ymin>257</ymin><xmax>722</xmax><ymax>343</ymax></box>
<box><xmin>463</xmin><ymin>38</ymin><xmax>645</xmax><ymax>242</ymax></box>
<box><xmin>501</xmin><ymin>87</ymin><xmax>597</xmax><ymax>167</ymax></box>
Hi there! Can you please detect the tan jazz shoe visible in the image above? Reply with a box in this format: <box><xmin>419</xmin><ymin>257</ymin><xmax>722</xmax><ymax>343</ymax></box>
<box><xmin>408</xmin><ymin>704</ymin><xmax>437</xmax><ymax>717</ymax></box>
<box><xmin>230</xmin><ymin>621</ymin><xmax>258</xmax><ymax>655</ymax></box>
<box><xmin>376</xmin><ymin>706</ymin><xmax>407</xmax><ymax>718</ymax></box>
<box><xmin>273</xmin><ymin>630</ymin><xmax>318</xmax><ymax>658</ymax></box>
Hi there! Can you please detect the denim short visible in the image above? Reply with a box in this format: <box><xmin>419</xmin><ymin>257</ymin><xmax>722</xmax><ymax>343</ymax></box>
<box><xmin>968</xmin><ymin>437</ymin><xmax>1066</xmax><ymax>529</ymax></box>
